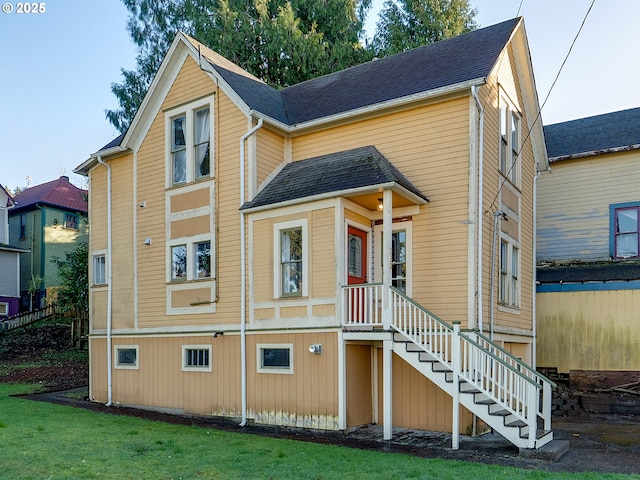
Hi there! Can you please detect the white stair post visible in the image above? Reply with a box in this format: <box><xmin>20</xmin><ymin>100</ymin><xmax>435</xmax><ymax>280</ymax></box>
<box><xmin>451</xmin><ymin>321</ymin><xmax>461</xmax><ymax>450</ymax></box>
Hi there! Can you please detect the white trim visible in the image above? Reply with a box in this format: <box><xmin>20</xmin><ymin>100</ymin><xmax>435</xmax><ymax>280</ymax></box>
<box><xmin>0</xmin><ymin>302</ymin><xmax>8</xmax><ymax>316</ymax></box>
<box><xmin>166</xmin><ymin>283</ymin><xmax>217</xmax><ymax>315</ymax></box>
<box><xmin>182</xmin><ymin>344</ymin><xmax>212</xmax><ymax>372</ymax></box>
<box><xmin>91</xmin><ymin>250</ymin><xmax>108</xmax><ymax>286</ymax></box>
<box><xmin>114</xmin><ymin>345</ymin><xmax>139</xmax><ymax>370</ymax></box>
<box><xmin>273</xmin><ymin>218</ymin><xmax>308</xmax><ymax>298</ymax></box>
<box><xmin>256</xmin><ymin>343</ymin><xmax>294</xmax><ymax>374</ymax></box>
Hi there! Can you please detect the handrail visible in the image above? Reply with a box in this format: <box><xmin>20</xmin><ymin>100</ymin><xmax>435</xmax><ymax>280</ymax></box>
<box><xmin>475</xmin><ymin>331</ymin><xmax>557</xmax><ymax>388</ymax></box>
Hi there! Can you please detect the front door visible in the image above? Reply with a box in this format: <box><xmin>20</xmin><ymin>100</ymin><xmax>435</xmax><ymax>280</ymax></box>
<box><xmin>347</xmin><ymin>226</ymin><xmax>367</xmax><ymax>285</ymax></box>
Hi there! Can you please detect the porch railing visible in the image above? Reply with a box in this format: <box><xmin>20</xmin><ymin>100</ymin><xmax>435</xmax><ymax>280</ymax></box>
<box><xmin>342</xmin><ymin>284</ymin><xmax>555</xmax><ymax>446</ymax></box>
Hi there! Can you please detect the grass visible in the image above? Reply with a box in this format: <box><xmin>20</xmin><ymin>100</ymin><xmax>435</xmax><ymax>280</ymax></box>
<box><xmin>0</xmin><ymin>384</ymin><xmax>637</xmax><ymax>480</ymax></box>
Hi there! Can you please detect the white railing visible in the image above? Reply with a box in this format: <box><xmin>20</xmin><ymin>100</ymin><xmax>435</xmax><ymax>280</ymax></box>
<box><xmin>342</xmin><ymin>284</ymin><xmax>555</xmax><ymax>447</ymax></box>
<box><xmin>343</xmin><ymin>283</ymin><xmax>383</xmax><ymax>328</ymax></box>
<box><xmin>0</xmin><ymin>303</ymin><xmax>58</xmax><ymax>332</ymax></box>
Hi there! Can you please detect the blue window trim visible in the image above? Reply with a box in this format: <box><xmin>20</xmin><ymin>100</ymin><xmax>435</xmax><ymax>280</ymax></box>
<box><xmin>609</xmin><ymin>201</ymin><xmax>640</xmax><ymax>258</ymax></box>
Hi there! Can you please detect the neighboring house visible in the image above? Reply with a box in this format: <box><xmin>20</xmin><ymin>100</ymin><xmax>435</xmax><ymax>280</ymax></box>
<box><xmin>537</xmin><ymin>107</ymin><xmax>640</xmax><ymax>375</ymax></box>
<box><xmin>8</xmin><ymin>176</ymin><xmax>88</xmax><ymax>311</ymax></box>
<box><xmin>76</xmin><ymin>18</ymin><xmax>555</xmax><ymax>449</ymax></box>
<box><xmin>0</xmin><ymin>185</ymin><xmax>28</xmax><ymax>317</ymax></box>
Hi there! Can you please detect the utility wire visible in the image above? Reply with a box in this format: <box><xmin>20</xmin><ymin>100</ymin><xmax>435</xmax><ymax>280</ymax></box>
<box><xmin>516</xmin><ymin>0</ymin><xmax>524</xmax><ymax>17</ymax></box>
<box><xmin>487</xmin><ymin>0</ymin><xmax>596</xmax><ymax>214</ymax></box>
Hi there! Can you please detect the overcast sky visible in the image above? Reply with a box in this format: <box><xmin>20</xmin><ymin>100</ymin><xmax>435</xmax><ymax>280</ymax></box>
<box><xmin>1</xmin><ymin>0</ymin><xmax>637</xmax><ymax>192</ymax></box>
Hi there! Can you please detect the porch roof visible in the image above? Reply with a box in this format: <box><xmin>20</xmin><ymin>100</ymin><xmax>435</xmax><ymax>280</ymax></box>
<box><xmin>241</xmin><ymin>145</ymin><xmax>428</xmax><ymax>211</ymax></box>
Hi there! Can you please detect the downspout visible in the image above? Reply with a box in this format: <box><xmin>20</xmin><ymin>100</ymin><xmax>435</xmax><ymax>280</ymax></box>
<box><xmin>532</xmin><ymin>170</ymin><xmax>540</xmax><ymax>368</ymax></box>
<box><xmin>97</xmin><ymin>156</ymin><xmax>113</xmax><ymax>406</ymax></box>
<box><xmin>471</xmin><ymin>86</ymin><xmax>484</xmax><ymax>335</ymax></box>
<box><xmin>239</xmin><ymin>117</ymin><xmax>263</xmax><ymax>427</ymax></box>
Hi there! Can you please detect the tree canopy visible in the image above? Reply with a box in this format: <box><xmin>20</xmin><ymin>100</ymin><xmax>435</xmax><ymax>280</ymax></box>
<box><xmin>51</xmin><ymin>242</ymin><xmax>89</xmax><ymax>318</ymax></box>
<box><xmin>107</xmin><ymin>0</ymin><xmax>477</xmax><ymax>133</ymax></box>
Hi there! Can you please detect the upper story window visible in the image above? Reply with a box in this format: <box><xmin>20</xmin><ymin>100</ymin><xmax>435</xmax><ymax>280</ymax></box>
<box><xmin>19</xmin><ymin>214</ymin><xmax>26</xmax><ymax>239</ymax></box>
<box><xmin>611</xmin><ymin>203</ymin><xmax>640</xmax><ymax>259</ymax></box>
<box><xmin>92</xmin><ymin>253</ymin><xmax>107</xmax><ymax>286</ymax></box>
<box><xmin>274</xmin><ymin>219</ymin><xmax>308</xmax><ymax>298</ymax></box>
<box><xmin>64</xmin><ymin>213</ymin><xmax>78</xmax><ymax>230</ymax></box>
<box><xmin>169</xmin><ymin>237</ymin><xmax>212</xmax><ymax>282</ymax></box>
<box><xmin>166</xmin><ymin>97</ymin><xmax>214</xmax><ymax>187</ymax></box>
<box><xmin>499</xmin><ymin>94</ymin><xmax>521</xmax><ymax>186</ymax></box>
<box><xmin>499</xmin><ymin>237</ymin><xmax>520</xmax><ymax>309</ymax></box>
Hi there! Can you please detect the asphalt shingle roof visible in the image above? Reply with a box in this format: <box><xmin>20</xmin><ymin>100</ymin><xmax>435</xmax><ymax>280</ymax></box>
<box><xmin>241</xmin><ymin>146</ymin><xmax>428</xmax><ymax>210</ymax></box>
<box><xmin>544</xmin><ymin>107</ymin><xmax>640</xmax><ymax>160</ymax></box>
<box><xmin>11</xmin><ymin>176</ymin><xmax>87</xmax><ymax>214</ymax></box>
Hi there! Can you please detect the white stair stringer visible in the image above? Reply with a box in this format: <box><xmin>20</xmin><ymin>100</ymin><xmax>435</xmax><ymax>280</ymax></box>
<box><xmin>392</xmin><ymin>332</ymin><xmax>554</xmax><ymax>450</ymax></box>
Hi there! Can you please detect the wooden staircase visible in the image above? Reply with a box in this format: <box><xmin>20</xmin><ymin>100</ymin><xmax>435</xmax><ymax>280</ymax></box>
<box><xmin>344</xmin><ymin>283</ymin><xmax>556</xmax><ymax>450</ymax></box>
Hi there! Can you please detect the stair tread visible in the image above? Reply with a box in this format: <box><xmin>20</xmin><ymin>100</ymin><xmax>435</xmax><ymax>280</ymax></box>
<box><xmin>506</xmin><ymin>420</ymin><xmax>527</xmax><ymax>428</ymax></box>
<box><xmin>489</xmin><ymin>409</ymin><xmax>511</xmax><ymax>417</ymax></box>
<box><xmin>475</xmin><ymin>398</ymin><xmax>496</xmax><ymax>405</ymax></box>
<box><xmin>520</xmin><ymin>429</ymin><xmax>552</xmax><ymax>440</ymax></box>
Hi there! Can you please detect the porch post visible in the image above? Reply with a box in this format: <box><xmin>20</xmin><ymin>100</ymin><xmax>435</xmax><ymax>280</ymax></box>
<box><xmin>451</xmin><ymin>321</ymin><xmax>461</xmax><ymax>449</ymax></box>
<box><xmin>383</xmin><ymin>337</ymin><xmax>393</xmax><ymax>440</ymax></box>
<box><xmin>382</xmin><ymin>189</ymin><xmax>393</xmax><ymax>330</ymax></box>
<box><xmin>337</xmin><ymin>331</ymin><xmax>347</xmax><ymax>430</ymax></box>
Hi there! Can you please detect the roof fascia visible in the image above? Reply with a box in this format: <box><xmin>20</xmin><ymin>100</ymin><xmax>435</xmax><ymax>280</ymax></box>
<box><xmin>241</xmin><ymin>182</ymin><xmax>428</xmax><ymax>214</ymax></box>
<box><xmin>253</xmin><ymin>78</ymin><xmax>485</xmax><ymax>135</ymax></box>
<box><xmin>550</xmin><ymin>143</ymin><xmax>640</xmax><ymax>163</ymax></box>
<box><xmin>510</xmin><ymin>19</ymin><xmax>549</xmax><ymax>172</ymax></box>
<box><xmin>75</xmin><ymin>145</ymin><xmax>128</xmax><ymax>176</ymax></box>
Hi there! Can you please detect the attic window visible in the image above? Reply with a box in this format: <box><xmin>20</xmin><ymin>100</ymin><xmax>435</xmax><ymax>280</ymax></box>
<box><xmin>64</xmin><ymin>213</ymin><xmax>78</xmax><ymax>230</ymax></box>
<box><xmin>166</xmin><ymin>96</ymin><xmax>214</xmax><ymax>187</ymax></box>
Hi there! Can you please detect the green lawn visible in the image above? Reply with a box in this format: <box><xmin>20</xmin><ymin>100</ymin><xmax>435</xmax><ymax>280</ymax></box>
<box><xmin>0</xmin><ymin>384</ymin><xmax>634</xmax><ymax>480</ymax></box>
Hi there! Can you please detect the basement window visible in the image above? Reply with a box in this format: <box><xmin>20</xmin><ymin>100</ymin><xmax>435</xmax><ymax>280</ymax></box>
<box><xmin>182</xmin><ymin>345</ymin><xmax>212</xmax><ymax>372</ymax></box>
<box><xmin>115</xmin><ymin>346</ymin><xmax>138</xmax><ymax>369</ymax></box>
<box><xmin>257</xmin><ymin>344</ymin><xmax>293</xmax><ymax>374</ymax></box>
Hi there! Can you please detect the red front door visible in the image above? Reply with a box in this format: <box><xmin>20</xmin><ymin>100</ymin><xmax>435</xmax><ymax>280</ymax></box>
<box><xmin>348</xmin><ymin>226</ymin><xmax>367</xmax><ymax>285</ymax></box>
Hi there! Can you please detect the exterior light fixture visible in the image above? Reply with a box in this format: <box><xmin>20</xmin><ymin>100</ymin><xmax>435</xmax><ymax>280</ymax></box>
<box><xmin>308</xmin><ymin>344</ymin><xmax>322</xmax><ymax>354</ymax></box>
<box><xmin>144</xmin><ymin>237</ymin><xmax>152</xmax><ymax>245</ymax></box>
<box><xmin>377</xmin><ymin>198</ymin><xmax>384</xmax><ymax>211</ymax></box>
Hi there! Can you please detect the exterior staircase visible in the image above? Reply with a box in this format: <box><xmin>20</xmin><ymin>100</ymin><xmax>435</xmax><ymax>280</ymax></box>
<box><xmin>344</xmin><ymin>284</ymin><xmax>555</xmax><ymax>450</ymax></box>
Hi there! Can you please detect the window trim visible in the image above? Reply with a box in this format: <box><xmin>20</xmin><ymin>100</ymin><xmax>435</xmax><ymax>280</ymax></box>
<box><xmin>19</xmin><ymin>214</ymin><xmax>26</xmax><ymax>239</ymax></box>
<box><xmin>499</xmin><ymin>92</ymin><xmax>522</xmax><ymax>188</ymax></box>
<box><xmin>114</xmin><ymin>345</ymin><xmax>139</xmax><ymax>370</ymax></box>
<box><xmin>165</xmin><ymin>96</ymin><xmax>214</xmax><ymax>188</ymax></box>
<box><xmin>91</xmin><ymin>250</ymin><xmax>107</xmax><ymax>287</ymax></box>
<box><xmin>167</xmin><ymin>234</ymin><xmax>214</xmax><ymax>283</ymax></box>
<box><xmin>273</xmin><ymin>219</ymin><xmax>308</xmax><ymax>298</ymax></box>
<box><xmin>498</xmin><ymin>234</ymin><xmax>520</xmax><ymax>309</ymax></box>
<box><xmin>0</xmin><ymin>302</ymin><xmax>8</xmax><ymax>316</ymax></box>
<box><xmin>182</xmin><ymin>345</ymin><xmax>212</xmax><ymax>372</ymax></box>
<box><xmin>64</xmin><ymin>213</ymin><xmax>79</xmax><ymax>230</ymax></box>
<box><xmin>610</xmin><ymin>202</ymin><xmax>640</xmax><ymax>259</ymax></box>
<box><xmin>257</xmin><ymin>343</ymin><xmax>294</xmax><ymax>374</ymax></box>
<box><xmin>373</xmin><ymin>221</ymin><xmax>412</xmax><ymax>296</ymax></box>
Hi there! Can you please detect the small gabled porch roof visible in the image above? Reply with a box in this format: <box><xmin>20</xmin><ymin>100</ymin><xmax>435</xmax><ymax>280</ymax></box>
<box><xmin>240</xmin><ymin>146</ymin><xmax>429</xmax><ymax>213</ymax></box>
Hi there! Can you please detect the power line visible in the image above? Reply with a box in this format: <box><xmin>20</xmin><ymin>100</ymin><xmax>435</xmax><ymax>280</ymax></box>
<box><xmin>486</xmin><ymin>0</ymin><xmax>597</xmax><ymax>214</ymax></box>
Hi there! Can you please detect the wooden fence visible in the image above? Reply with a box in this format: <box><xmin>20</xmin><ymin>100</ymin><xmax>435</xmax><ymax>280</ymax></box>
<box><xmin>0</xmin><ymin>303</ymin><xmax>59</xmax><ymax>332</ymax></box>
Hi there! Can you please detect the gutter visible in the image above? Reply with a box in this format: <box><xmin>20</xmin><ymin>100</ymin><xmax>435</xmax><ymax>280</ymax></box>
<box><xmin>549</xmin><ymin>143</ymin><xmax>640</xmax><ymax>163</ymax></box>
<box><xmin>96</xmin><ymin>156</ymin><xmax>114</xmax><ymax>406</ymax></box>
<box><xmin>239</xmin><ymin>118</ymin><xmax>263</xmax><ymax>427</ymax></box>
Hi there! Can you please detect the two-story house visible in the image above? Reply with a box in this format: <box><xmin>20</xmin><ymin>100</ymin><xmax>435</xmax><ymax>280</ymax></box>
<box><xmin>77</xmin><ymin>18</ymin><xmax>555</xmax><ymax>449</ymax></box>
<box><xmin>537</xmin><ymin>107</ymin><xmax>640</xmax><ymax>377</ymax></box>
<box><xmin>8</xmin><ymin>176</ymin><xmax>88</xmax><ymax>311</ymax></box>
<box><xmin>0</xmin><ymin>185</ymin><xmax>28</xmax><ymax>317</ymax></box>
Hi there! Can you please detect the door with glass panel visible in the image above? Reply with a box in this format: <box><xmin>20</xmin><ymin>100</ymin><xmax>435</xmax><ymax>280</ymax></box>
<box><xmin>347</xmin><ymin>226</ymin><xmax>369</xmax><ymax>325</ymax></box>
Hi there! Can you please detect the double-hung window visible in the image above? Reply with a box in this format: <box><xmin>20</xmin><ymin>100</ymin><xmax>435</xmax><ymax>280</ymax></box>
<box><xmin>274</xmin><ymin>219</ymin><xmax>308</xmax><ymax>298</ymax></box>
<box><xmin>499</xmin><ymin>94</ymin><xmax>521</xmax><ymax>186</ymax></box>
<box><xmin>499</xmin><ymin>238</ymin><xmax>519</xmax><ymax>308</ymax></box>
<box><xmin>93</xmin><ymin>253</ymin><xmax>106</xmax><ymax>286</ymax></box>
<box><xmin>166</xmin><ymin>97</ymin><xmax>213</xmax><ymax>187</ymax></box>
<box><xmin>169</xmin><ymin>239</ymin><xmax>212</xmax><ymax>281</ymax></box>
<box><xmin>611</xmin><ymin>203</ymin><xmax>640</xmax><ymax>258</ymax></box>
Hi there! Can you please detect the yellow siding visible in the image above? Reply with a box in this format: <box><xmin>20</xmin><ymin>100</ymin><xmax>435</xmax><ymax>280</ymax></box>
<box><xmin>537</xmin><ymin>150</ymin><xmax>640</xmax><ymax>262</ymax></box>
<box><xmin>256</xmin><ymin>128</ymin><xmax>285</xmax><ymax>187</ymax></box>
<box><xmin>479</xmin><ymin>46</ymin><xmax>535</xmax><ymax>333</ymax></box>
<box><xmin>537</xmin><ymin>290</ymin><xmax>640</xmax><ymax>372</ymax></box>
<box><xmin>170</xmin><ymin>215</ymin><xmax>210</xmax><ymax>238</ymax></box>
<box><xmin>345</xmin><ymin>208</ymin><xmax>370</xmax><ymax>226</ymax></box>
<box><xmin>252</xmin><ymin>218</ymin><xmax>273</xmax><ymax>302</ymax></box>
<box><xmin>311</xmin><ymin>208</ymin><xmax>335</xmax><ymax>298</ymax></box>
<box><xmin>171</xmin><ymin>288</ymin><xmax>212</xmax><ymax>308</ymax></box>
<box><xmin>90</xmin><ymin>334</ymin><xmax>241</xmax><ymax>416</ymax></box>
<box><xmin>170</xmin><ymin>188</ymin><xmax>210</xmax><ymax>213</ymax></box>
<box><xmin>247</xmin><ymin>332</ymin><xmax>339</xmax><ymax>429</ymax></box>
<box><xmin>292</xmin><ymin>99</ymin><xmax>471</xmax><ymax>321</ymax></box>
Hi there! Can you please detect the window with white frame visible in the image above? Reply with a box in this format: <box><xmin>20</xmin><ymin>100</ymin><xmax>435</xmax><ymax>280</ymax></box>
<box><xmin>182</xmin><ymin>345</ymin><xmax>212</xmax><ymax>372</ymax></box>
<box><xmin>0</xmin><ymin>302</ymin><xmax>8</xmax><ymax>316</ymax></box>
<box><xmin>611</xmin><ymin>203</ymin><xmax>640</xmax><ymax>258</ymax></box>
<box><xmin>93</xmin><ymin>253</ymin><xmax>106</xmax><ymax>286</ymax></box>
<box><xmin>374</xmin><ymin>221</ymin><xmax>413</xmax><ymax>296</ymax></box>
<box><xmin>257</xmin><ymin>344</ymin><xmax>293</xmax><ymax>374</ymax></box>
<box><xmin>499</xmin><ymin>94</ymin><xmax>521</xmax><ymax>186</ymax></box>
<box><xmin>499</xmin><ymin>238</ymin><xmax>519</xmax><ymax>308</ymax></box>
<box><xmin>166</xmin><ymin>97</ymin><xmax>213</xmax><ymax>187</ymax></box>
<box><xmin>169</xmin><ymin>237</ymin><xmax>213</xmax><ymax>282</ymax></box>
<box><xmin>274</xmin><ymin>219</ymin><xmax>308</xmax><ymax>298</ymax></box>
<box><xmin>115</xmin><ymin>346</ymin><xmax>138</xmax><ymax>369</ymax></box>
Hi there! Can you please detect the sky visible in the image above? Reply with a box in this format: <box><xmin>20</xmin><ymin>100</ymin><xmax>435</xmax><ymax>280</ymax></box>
<box><xmin>1</xmin><ymin>0</ymin><xmax>638</xmax><ymax>193</ymax></box>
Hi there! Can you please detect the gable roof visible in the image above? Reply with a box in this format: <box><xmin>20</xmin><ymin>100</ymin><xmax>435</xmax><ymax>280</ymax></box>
<box><xmin>241</xmin><ymin>146</ymin><xmax>428</xmax><ymax>211</ymax></box>
<box><xmin>192</xmin><ymin>18</ymin><xmax>520</xmax><ymax>127</ymax></box>
<box><xmin>10</xmin><ymin>176</ymin><xmax>87</xmax><ymax>214</ymax></box>
<box><xmin>0</xmin><ymin>184</ymin><xmax>14</xmax><ymax>207</ymax></box>
<box><xmin>544</xmin><ymin>107</ymin><xmax>640</xmax><ymax>161</ymax></box>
